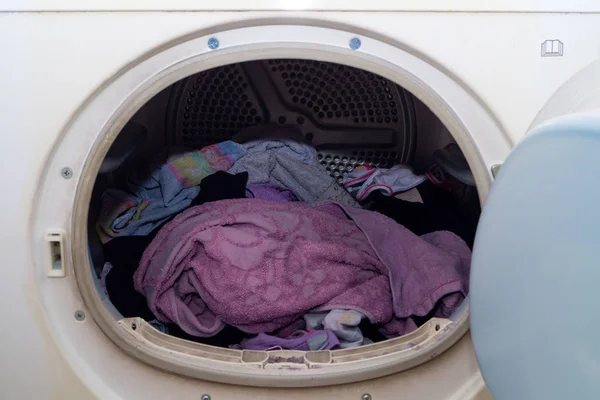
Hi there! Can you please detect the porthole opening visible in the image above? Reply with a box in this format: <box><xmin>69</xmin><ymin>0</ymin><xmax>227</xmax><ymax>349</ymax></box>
<box><xmin>86</xmin><ymin>58</ymin><xmax>480</xmax><ymax>383</ymax></box>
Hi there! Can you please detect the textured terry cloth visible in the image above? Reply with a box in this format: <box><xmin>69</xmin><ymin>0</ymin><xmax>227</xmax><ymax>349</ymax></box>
<box><xmin>240</xmin><ymin>330</ymin><xmax>339</xmax><ymax>351</ymax></box>
<box><xmin>104</xmin><ymin>170</ymin><xmax>249</xmax><ymax>321</ymax></box>
<box><xmin>134</xmin><ymin>198</ymin><xmax>471</xmax><ymax>337</ymax></box>
<box><xmin>103</xmin><ymin>228</ymin><xmax>247</xmax><ymax>347</ymax></box>
<box><xmin>378</xmin><ymin>318</ymin><xmax>419</xmax><ymax>338</ymax></box>
<box><xmin>228</xmin><ymin>124</ymin><xmax>358</xmax><ymax>207</ymax></box>
<box><xmin>363</xmin><ymin>184</ymin><xmax>477</xmax><ymax>248</ymax></box>
<box><xmin>304</xmin><ymin>310</ymin><xmax>366</xmax><ymax>348</ymax></box>
<box><xmin>246</xmin><ymin>184</ymin><xmax>298</xmax><ymax>203</ymax></box>
<box><xmin>432</xmin><ymin>143</ymin><xmax>476</xmax><ymax>186</ymax></box>
<box><xmin>96</xmin><ymin>141</ymin><xmax>246</xmax><ymax>243</ymax></box>
<box><xmin>343</xmin><ymin>164</ymin><xmax>427</xmax><ymax>201</ymax></box>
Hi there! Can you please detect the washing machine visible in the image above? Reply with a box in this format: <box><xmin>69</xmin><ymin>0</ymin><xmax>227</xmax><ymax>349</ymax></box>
<box><xmin>2</xmin><ymin>1</ymin><xmax>600</xmax><ymax>399</ymax></box>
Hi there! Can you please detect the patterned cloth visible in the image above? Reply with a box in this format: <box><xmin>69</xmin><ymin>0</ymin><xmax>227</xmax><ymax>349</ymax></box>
<box><xmin>134</xmin><ymin>198</ymin><xmax>471</xmax><ymax>338</ymax></box>
<box><xmin>342</xmin><ymin>164</ymin><xmax>427</xmax><ymax>201</ymax></box>
<box><xmin>96</xmin><ymin>141</ymin><xmax>246</xmax><ymax>242</ymax></box>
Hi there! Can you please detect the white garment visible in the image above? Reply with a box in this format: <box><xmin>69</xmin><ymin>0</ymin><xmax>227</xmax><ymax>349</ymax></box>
<box><xmin>304</xmin><ymin>309</ymin><xmax>366</xmax><ymax>349</ymax></box>
<box><xmin>395</xmin><ymin>187</ymin><xmax>423</xmax><ymax>203</ymax></box>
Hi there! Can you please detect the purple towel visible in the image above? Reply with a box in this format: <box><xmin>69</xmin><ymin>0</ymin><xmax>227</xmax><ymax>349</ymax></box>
<box><xmin>246</xmin><ymin>184</ymin><xmax>298</xmax><ymax>203</ymax></box>
<box><xmin>134</xmin><ymin>198</ymin><xmax>470</xmax><ymax>337</ymax></box>
<box><xmin>240</xmin><ymin>330</ymin><xmax>339</xmax><ymax>351</ymax></box>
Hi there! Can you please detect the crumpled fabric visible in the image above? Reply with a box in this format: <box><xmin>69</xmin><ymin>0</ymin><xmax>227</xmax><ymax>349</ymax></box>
<box><xmin>134</xmin><ymin>198</ymin><xmax>471</xmax><ymax>338</ymax></box>
<box><xmin>239</xmin><ymin>330</ymin><xmax>339</xmax><ymax>351</ymax></box>
<box><xmin>246</xmin><ymin>184</ymin><xmax>298</xmax><ymax>203</ymax></box>
<box><xmin>96</xmin><ymin>141</ymin><xmax>246</xmax><ymax>242</ymax></box>
<box><xmin>343</xmin><ymin>164</ymin><xmax>427</xmax><ymax>201</ymax></box>
<box><xmin>228</xmin><ymin>124</ymin><xmax>358</xmax><ymax>207</ymax></box>
<box><xmin>304</xmin><ymin>310</ymin><xmax>366</xmax><ymax>348</ymax></box>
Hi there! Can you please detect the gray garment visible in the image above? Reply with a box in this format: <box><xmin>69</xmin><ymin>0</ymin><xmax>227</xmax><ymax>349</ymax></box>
<box><xmin>99</xmin><ymin>121</ymin><xmax>147</xmax><ymax>174</ymax></box>
<box><xmin>303</xmin><ymin>313</ymin><xmax>327</xmax><ymax>330</ymax></box>
<box><xmin>99</xmin><ymin>262</ymin><xmax>113</xmax><ymax>295</ymax></box>
<box><xmin>228</xmin><ymin>125</ymin><xmax>358</xmax><ymax>207</ymax></box>
<box><xmin>304</xmin><ymin>309</ymin><xmax>366</xmax><ymax>349</ymax></box>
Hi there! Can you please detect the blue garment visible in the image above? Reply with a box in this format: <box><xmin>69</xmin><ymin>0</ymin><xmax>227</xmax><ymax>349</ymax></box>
<box><xmin>97</xmin><ymin>142</ymin><xmax>246</xmax><ymax>242</ymax></box>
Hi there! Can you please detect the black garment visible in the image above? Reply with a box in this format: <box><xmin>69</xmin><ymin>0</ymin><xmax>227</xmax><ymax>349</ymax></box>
<box><xmin>363</xmin><ymin>181</ymin><xmax>478</xmax><ymax>248</ymax></box>
<box><xmin>105</xmin><ymin>234</ymin><xmax>158</xmax><ymax>321</ymax></box>
<box><xmin>359</xmin><ymin>320</ymin><xmax>389</xmax><ymax>343</ymax></box>
<box><xmin>190</xmin><ymin>171</ymin><xmax>248</xmax><ymax>207</ymax></box>
<box><xmin>103</xmin><ymin>171</ymin><xmax>250</xmax><ymax>346</ymax></box>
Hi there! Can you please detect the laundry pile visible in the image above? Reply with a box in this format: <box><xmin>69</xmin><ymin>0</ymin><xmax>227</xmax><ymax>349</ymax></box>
<box><xmin>97</xmin><ymin>124</ymin><xmax>477</xmax><ymax>350</ymax></box>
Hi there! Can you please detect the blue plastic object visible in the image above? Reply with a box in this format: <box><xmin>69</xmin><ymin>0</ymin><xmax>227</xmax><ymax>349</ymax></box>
<box><xmin>471</xmin><ymin>114</ymin><xmax>600</xmax><ymax>400</ymax></box>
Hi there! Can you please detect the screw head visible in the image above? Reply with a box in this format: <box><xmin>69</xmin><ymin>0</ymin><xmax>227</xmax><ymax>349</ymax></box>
<box><xmin>207</xmin><ymin>37</ymin><xmax>219</xmax><ymax>50</ymax></box>
<box><xmin>201</xmin><ymin>395</ymin><xmax>211</xmax><ymax>400</ymax></box>
<box><xmin>362</xmin><ymin>394</ymin><xmax>372</xmax><ymax>400</ymax></box>
<box><xmin>349</xmin><ymin>37</ymin><xmax>362</xmax><ymax>50</ymax></box>
<box><xmin>61</xmin><ymin>167</ymin><xmax>73</xmax><ymax>179</ymax></box>
<box><xmin>74</xmin><ymin>310</ymin><xmax>86</xmax><ymax>321</ymax></box>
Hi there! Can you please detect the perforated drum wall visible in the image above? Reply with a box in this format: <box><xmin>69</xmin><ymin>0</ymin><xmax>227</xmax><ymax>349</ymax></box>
<box><xmin>169</xmin><ymin>59</ymin><xmax>417</xmax><ymax>182</ymax></box>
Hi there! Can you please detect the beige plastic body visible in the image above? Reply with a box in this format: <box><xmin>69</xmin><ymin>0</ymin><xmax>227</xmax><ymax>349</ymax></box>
<box><xmin>4</xmin><ymin>0</ymin><xmax>600</xmax><ymax>395</ymax></box>
<box><xmin>29</xmin><ymin>12</ymin><xmax>581</xmax><ymax>397</ymax></box>
<box><xmin>121</xmin><ymin>318</ymin><xmax>452</xmax><ymax>371</ymax></box>
<box><xmin>61</xmin><ymin>23</ymin><xmax>502</xmax><ymax>388</ymax></box>
<box><xmin>45</xmin><ymin>230</ymin><xmax>67</xmax><ymax>278</ymax></box>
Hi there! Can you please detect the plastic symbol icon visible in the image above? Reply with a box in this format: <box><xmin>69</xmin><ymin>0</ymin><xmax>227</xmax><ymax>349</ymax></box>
<box><xmin>541</xmin><ymin>40</ymin><xmax>564</xmax><ymax>57</ymax></box>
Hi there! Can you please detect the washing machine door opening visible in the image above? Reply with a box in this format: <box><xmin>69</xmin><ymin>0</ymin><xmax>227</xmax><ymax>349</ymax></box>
<box><xmin>32</xmin><ymin>24</ymin><xmax>510</xmax><ymax>388</ymax></box>
<box><xmin>84</xmin><ymin>58</ymin><xmax>481</xmax><ymax>386</ymax></box>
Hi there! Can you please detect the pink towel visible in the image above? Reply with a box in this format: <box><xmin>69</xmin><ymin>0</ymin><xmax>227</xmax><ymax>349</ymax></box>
<box><xmin>134</xmin><ymin>198</ymin><xmax>470</xmax><ymax>337</ymax></box>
